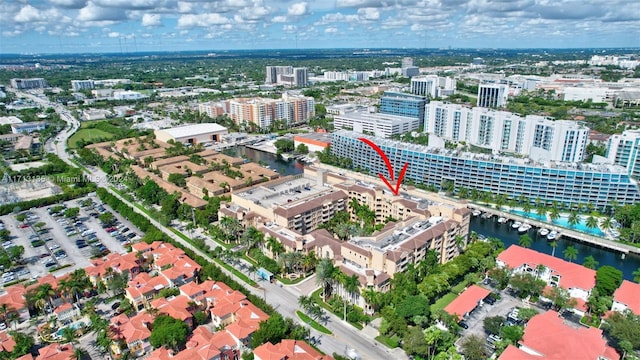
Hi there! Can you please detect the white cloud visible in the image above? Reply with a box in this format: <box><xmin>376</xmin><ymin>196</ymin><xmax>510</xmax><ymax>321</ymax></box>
<box><xmin>357</xmin><ymin>7</ymin><xmax>380</xmax><ymax>20</ymax></box>
<box><xmin>107</xmin><ymin>31</ymin><xmax>120</xmax><ymax>38</ymax></box>
<box><xmin>47</xmin><ymin>0</ymin><xmax>88</xmax><ymax>8</ymax></box>
<box><xmin>14</xmin><ymin>5</ymin><xmax>44</xmax><ymax>23</ymax></box>
<box><xmin>325</xmin><ymin>26</ymin><xmax>338</xmax><ymax>33</ymax></box>
<box><xmin>141</xmin><ymin>13</ymin><xmax>161</xmax><ymax>27</ymax></box>
<box><xmin>177</xmin><ymin>13</ymin><xmax>230</xmax><ymax>28</ymax></box>
<box><xmin>78</xmin><ymin>3</ymin><xmax>127</xmax><ymax>22</ymax></box>
<box><xmin>288</xmin><ymin>2</ymin><xmax>309</xmax><ymax>16</ymax></box>
<box><xmin>272</xmin><ymin>15</ymin><xmax>287</xmax><ymax>23</ymax></box>
<box><xmin>283</xmin><ymin>24</ymin><xmax>297</xmax><ymax>32</ymax></box>
<box><xmin>92</xmin><ymin>0</ymin><xmax>161</xmax><ymax>10</ymax></box>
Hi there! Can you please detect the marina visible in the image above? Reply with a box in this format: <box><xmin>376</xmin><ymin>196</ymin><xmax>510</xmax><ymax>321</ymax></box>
<box><xmin>468</xmin><ymin>203</ymin><xmax>639</xmax><ymax>256</ymax></box>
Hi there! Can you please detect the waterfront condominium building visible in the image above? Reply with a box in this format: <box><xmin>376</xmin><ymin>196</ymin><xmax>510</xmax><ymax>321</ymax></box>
<box><xmin>333</xmin><ymin>112</ymin><xmax>420</xmax><ymax>138</ymax></box>
<box><xmin>477</xmin><ymin>83</ymin><xmax>509</xmax><ymax>108</ymax></box>
<box><xmin>424</xmin><ymin>101</ymin><xmax>589</xmax><ymax>162</ymax></box>
<box><xmin>10</xmin><ymin>78</ymin><xmax>48</xmax><ymax>89</ymax></box>
<box><xmin>331</xmin><ymin>130</ymin><xmax>640</xmax><ymax>209</ymax></box>
<box><xmin>379</xmin><ymin>91</ymin><xmax>428</xmax><ymax>120</ymax></box>
<box><xmin>606</xmin><ymin>129</ymin><xmax>640</xmax><ymax>178</ymax></box>
<box><xmin>71</xmin><ymin>80</ymin><xmax>95</xmax><ymax>91</ymax></box>
<box><xmin>410</xmin><ymin>75</ymin><xmax>457</xmax><ymax>98</ymax></box>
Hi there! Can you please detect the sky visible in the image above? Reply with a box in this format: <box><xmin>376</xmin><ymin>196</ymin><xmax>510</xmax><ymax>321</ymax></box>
<box><xmin>1</xmin><ymin>0</ymin><xmax>639</xmax><ymax>54</ymax></box>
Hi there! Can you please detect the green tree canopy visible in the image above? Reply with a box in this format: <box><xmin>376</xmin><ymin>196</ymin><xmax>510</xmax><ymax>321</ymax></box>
<box><xmin>596</xmin><ymin>265</ymin><xmax>623</xmax><ymax>297</ymax></box>
<box><xmin>250</xmin><ymin>313</ymin><xmax>288</xmax><ymax>348</ymax></box>
<box><xmin>483</xmin><ymin>316</ymin><xmax>505</xmax><ymax>335</ymax></box>
<box><xmin>149</xmin><ymin>315</ymin><xmax>191</xmax><ymax>351</ymax></box>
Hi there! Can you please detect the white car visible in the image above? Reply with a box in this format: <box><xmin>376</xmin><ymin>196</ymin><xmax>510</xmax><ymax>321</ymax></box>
<box><xmin>0</xmin><ymin>323</ymin><xmax>6</xmax><ymax>331</ymax></box>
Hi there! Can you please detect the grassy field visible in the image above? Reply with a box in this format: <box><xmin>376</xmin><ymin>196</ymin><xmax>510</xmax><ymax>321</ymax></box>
<box><xmin>68</xmin><ymin>128</ymin><xmax>115</xmax><ymax>148</ymax></box>
<box><xmin>431</xmin><ymin>292</ymin><xmax>458</xmax><ymax>313</ymax></box>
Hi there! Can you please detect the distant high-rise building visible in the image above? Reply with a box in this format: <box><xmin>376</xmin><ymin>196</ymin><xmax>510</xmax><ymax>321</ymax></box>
<box><xmin>411</xmin><ymin>75</ymin><xmax>457</xmax><ymax>98</ymax></box>
<box><xmin>10</xmin><ymin>78</ymin><xmax>47</xmax><ymax>89</ymax></box>
<box><xmin>293</xmin><ymin>67</ymin><xmax>308</xmax><ymax>87</ymax></box>
<box><xmin>477</xmin><ymin>83</ymin><xmax>508</xmax><ymax>108</ymax></box>
<box><xmin>379</xmin><ymin>91</ymin><xmax>427</xmax><ymax>121</ymax></box>
<box><xmin>265</xmin><ymin>66</ymin><xmax>293</xmax><ymax>84</ymax></box>
<box><xmin>224</xmin><ymin>93</ymin><xmax>314</xmax><ymax>129</ymax></box>
<box><xmin>71</xmin><ymin>80</ymin><xmax>95</xmax><ymax>91</ymax></box>
<box><xmin>402</xmin><ymin>57</ymin><xmax>414</xmax><ymax>68</ymax></box>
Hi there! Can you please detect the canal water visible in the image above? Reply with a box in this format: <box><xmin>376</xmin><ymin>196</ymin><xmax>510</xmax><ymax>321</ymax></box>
<box><xmin>228</xmin><ymin>146</ymin><xmax>640</xmax><ymax>281</ymax></box>
<box><xmin>223</xmin><ymin>146</ymin><xmax>305</xmax><ymax>176</ymax></box>
<box><xmin>470</xmin><ymin>216</ymin><xmax>640</xmax><ymax>281</ymax></box>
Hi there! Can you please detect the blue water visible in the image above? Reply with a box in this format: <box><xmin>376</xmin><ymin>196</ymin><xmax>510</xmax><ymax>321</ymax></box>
<box><xmin>552</xmin><ymin>217</ymin><xmax>605</xmax><ymax>237</ymax></box>
<box><xmin>57</xmin><ymin>321</ymin><xmax>84</xmax><ymax>337</ymax></box>
<box><xmin>509</xmin><ymin>209</ymin><xmax>548</xmax><ymax>222</ymax></box>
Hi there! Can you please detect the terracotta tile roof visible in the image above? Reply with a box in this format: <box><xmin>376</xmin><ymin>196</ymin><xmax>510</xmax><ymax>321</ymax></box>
<box><xmin>444</xmin><ymin>285</ymin><xmax>491</xmax><ymax>321</ymax></box>
<box><xmin>36</xmin><ymin>343</ymin><xmax>75</xmax><ymax>360</ymax></box>
<box><xmin>499</xmin><ymin>345</ymin><xmax>540</xmax><ymax>360</ymax></box>
<box><xmin>225</xmin><ymin>319</ymin><xmax>259</xmax><ymax>340</ymax></box>
<box><xmin>0</xmin><ymin>285</ymin><xmax>27</xmax><ymax>311</ymax></box>
<box><xmin>0</xmin><ymin>330</ymin><xmax>16</xmax><ymax>353</ymax></box>
<box><xmin>53</xmin><ymin>303</ymin><xmax>73</xmax><ymax>314</ymax></box>
<box><xmin>26</xmin><ymin>274</ymin><xmax>59</xmax><ymax>292</ymax></box>
<box><xmin>497</xmin><ymin>245</ymin><xmax>596</xmax><ymax>291</ymax></box>
<box><xmin>179</xmin><ymin>282</ymin><xmax>205</xmax><ymax>299</ymax></box>
<box><xmin>254</xmin><ymin>340</ymin><xmax>334</xmax><ymax>360</ymax></box>
<box><xmin>498</xmin><ymin>311</ymin><xmax>619</xmax><ymax>360</ymax></box>
<box><xmin>125</xmin><ymin>273</ymin><xmax>171</xmax><ymax>300</ymax></box>
<box><xmin>15</xmin><ymin>354</ymin><xmax>34</xmax><ymax>360</ymax></box>
<box><xmin>110</xmin><ymin>311</ymin><xmax>154</xmax><ymax>344</ymax></box>
<box><xmin>613</xmin><ymin>280</ymin><xmax>640</xmax><ymax>315</ymax></box>
<box><xmin>150</xmin><ymin>295</ymin><xmax>193</xmax><ymax>321</ymax></box>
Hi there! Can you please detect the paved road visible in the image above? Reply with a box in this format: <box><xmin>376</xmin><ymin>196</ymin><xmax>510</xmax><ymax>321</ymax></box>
<box><xmin>17</xmin><ymin>91</ymin><xmax>407</xmax><ymax>360</ymax></box>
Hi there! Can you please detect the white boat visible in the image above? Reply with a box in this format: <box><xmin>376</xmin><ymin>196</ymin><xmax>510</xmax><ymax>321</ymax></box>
<box><xmin>539</xmin><ymin>228</ymin><xmax>550</xmax><ymax>236</ymax></box>
<box><xmin>512</xmin><ymin>221</ymin><xmax>522</xmax><ymax>229</ymax></box>
<box><xmin>547</xmin><ymin>231</ymin><xmax>559</xmax><ymax>241</ymax></box>
<box><xmin>518</xmin><ymin>223</ymin><xmax>532</xmax><ymax>233</ymax></box>
<box><xmin>472</xmin><ymin>210</ymin><xmax>481</xmax><ymax>217</ymax></box>
<box><xmin>497</xmin><ymin>217</ymin><xmax>507</xmax><ymax>224</ymax></box>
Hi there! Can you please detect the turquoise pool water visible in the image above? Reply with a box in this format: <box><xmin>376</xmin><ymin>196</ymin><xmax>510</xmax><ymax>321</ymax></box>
<box><xmin>552</xmin><ymin>217</ymin><xmax>605</xmax><ymax>237</ymax></box>
<box><xmin>56</xmin><ymin>321</ymin><xmax>85</xmax><ymax>337</ymax></box>
<box><xmin>509</xmin><ymin>209</ymin><xmax>548</xmax><ymax>222</ymax></box>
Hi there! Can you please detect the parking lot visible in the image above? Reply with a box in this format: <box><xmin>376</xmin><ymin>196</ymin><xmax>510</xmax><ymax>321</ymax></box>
<box><xmin>1</xmin><ymin>194</ymin><xmax>141</xmax><ymax>286</ymax></box>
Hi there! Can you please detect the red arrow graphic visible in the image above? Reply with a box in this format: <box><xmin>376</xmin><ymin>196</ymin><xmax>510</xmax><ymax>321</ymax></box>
<box><xmin>358</xmin><ymin>137</ymin><xmax>409</xmax><ymax>196</ymax></box>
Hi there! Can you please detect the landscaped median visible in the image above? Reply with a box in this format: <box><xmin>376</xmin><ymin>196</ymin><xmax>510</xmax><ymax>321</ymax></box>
<box><xmin>296</xmin><ymin>310</ymin><xmax>332</xmax><ymax>335</ymax></box>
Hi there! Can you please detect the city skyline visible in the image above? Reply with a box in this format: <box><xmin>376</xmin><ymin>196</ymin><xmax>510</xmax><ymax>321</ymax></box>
<box><xmin>0</xmin><ymin>0</ymin><xmax>639</xmax><ymax>54</ymax></box>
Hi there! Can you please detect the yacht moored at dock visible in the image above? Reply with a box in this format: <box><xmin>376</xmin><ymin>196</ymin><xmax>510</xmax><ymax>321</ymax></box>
<box><xmin>512</xmin><ymin>221</ymin><xmax>522</xmax><ymax>229</ymax></box>
<box><xmin>518</xmin><ymin>223</ymin><xmax>532</xmax><ymax>233</ymax></box>
<box><xmin>498</xmin><ymin>217</ymin><xmax>507</xmax><ymax>224</ymax></box>
<box><xmin>539</xmin><ymin>228</ymin><xmax>550</xmax><ymax>237</ymax></box>
<box><xmin>547</xmin><ymin>230</ymin><xmax>559</xmax><ymax>241</ymax></box>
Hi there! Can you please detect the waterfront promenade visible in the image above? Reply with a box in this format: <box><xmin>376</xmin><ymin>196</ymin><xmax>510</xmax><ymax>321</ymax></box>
<box><xmin>467</xmin><ymin>203</ymin><xmax>640</xmax><ymax>256</ymax></box>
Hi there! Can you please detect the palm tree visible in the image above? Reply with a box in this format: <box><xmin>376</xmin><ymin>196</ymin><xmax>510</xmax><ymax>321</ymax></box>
<box><xmin>298</xmin><ymin>295</ymin><xmax>312</xmax><ymax>312</ymax></box>
<box><xmin>568</xmin><ymin>211</ymin><xmax>580</xmax><ymax>228</ymax></box>
<box><xmin>582</xmin><ymin>256</ymin><xmax>599</xmax><ymax>270</ymax></box>
<box><xmin>342</xmin><ymin>274</ymin><xmax>360</xmax><ymax>304</ymax></box>
<box><xmin>266</xmin><ymin>236</ymin><xmax>284</xmax><ymax>259</ymax></box>
<box><xmin>302</xmin><ymin>251</ymin><xmax>318</xmax><ymax>273</ymax></box>
<box><xmin>600</xmin><ymin>217</ymin><xmax>613</xmax><ymax>232</ymax></box>
<box><xmin>0</xmin><ymin>304</ymin><xmax>9</xmax><ymax>323</ymax></box>
<box><xmin>535</xmin><ymin>206</ymin><xmax>547</xmax><ymax>220</ymax></box>
<box><xmin>549</xmin><ymin>207</ymin><xmax>561</xmax><ymax>222</ymax></box>
<box><xmin>61</xmin><ymin>326</ymin><xmax>78</xmax><ymax>344</ymax></box>
<box><xmin>585</xmin><ymin>213</ymin><xmax>598</xmax><ymax>229</ymax></box>
<box><xmin>219</xmin><ymin>216</ymin><xmax>242</xmax><ymax>242</ymax></box>
<box><xmin>550</xmin><ymin>241</ymin><xmax>558</xmax><ymax>257</ymax></box>
<box><xmin>518</xmin><ymin>234</ymin><xmax>532</xmax><ymax>248</ymax></box>
<box><xmin>7</xmin><ymin>312</ymin><xmax>19</xmax><ymax>330</ymax></box>
<box><xmin>522</xmin><ymin>201</ymin><xmax>532</xmax><ymax>214</ymax></box>
<box><xmin>563</xmin><ymin>245</ymin><xmax>579</xmax><ymax>263</ymax></box>
<box><xmin>248</xmin><ymin>265</ymin><xmax>258</xmax><ymax>281</ymax></box>
<box><xmin>632</xmin><ymin>268</ymin><xmax>640</xmax><ymax>283</ymax></box>
<box><xmin>315</xmin><ymin>258</ymin><xmax>337</xmax><ymax>302</ymax></box>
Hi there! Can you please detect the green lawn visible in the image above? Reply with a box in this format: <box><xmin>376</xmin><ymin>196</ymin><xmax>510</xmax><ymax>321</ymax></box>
<box><xmin>296</xmin><ymin>311</ymin><xmax>332</xmax><ymax>334</ymax></box>
<box><xmin>68</xmin><ymin>128</ymin><xmax>114</xmax><ymax>148</ymax></box>
<box><xmin>375</xmin><ymin>335</ymin><xmax>400</xmax><ymax>348</ymax></box>
<box><xmin>431</xmin><ymin>292</ymin><xmax>458</xmax><ymax>313</ymax></box>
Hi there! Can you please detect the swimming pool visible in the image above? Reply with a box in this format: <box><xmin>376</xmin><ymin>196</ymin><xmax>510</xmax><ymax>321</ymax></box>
<box><xmin>56</xmin><ymin>321</ymin><xmax>85</xmax><ymax>337</ymax></box>
<box><xmin>552</xmin><ymin>217</ymin><xmax>605</xmax><ymax>237</ymax></box>
<box><xmin>509</xmin><ymin>209</ymin><xmax>548</xmax><ymax>222</ymax></box>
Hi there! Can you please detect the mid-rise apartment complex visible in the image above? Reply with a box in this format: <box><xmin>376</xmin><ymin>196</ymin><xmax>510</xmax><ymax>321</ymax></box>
<box><xmin>410</xmin><ymin>75</ymin><xmax>457</xmax><ymax>98</ymax></box>
<box><xmin>477</xmin><ymin>83</ymin><xmax>509</xmax><ymax>108</ymax></box>
<box><xmin>333</xmin><ymin>112</ymin><xmax>420</xmax><ymax>138</ymax></box>
<box><xmin>265</xmin><ymin>66</ymin><xmax>308</xmax><ymax>87</ymax></box>
<box><xmin>331</xmin><ymin>130</ymin><xmax>640</xmax><ymax>209</ymax></box>
<box><xmin>10</xmin><ymin>78</ymin><xmax>47</xmax><ymax>89</ymax></box>
<box><xmin>71</xmin><ymin>79</ymin><xmax>95</xmax><ymax>91</ymax></box>
<box><xmin>379</xmin><ymin>91</ymin><xmax>427</xmax><ymax>120</ymax></box>
<box><xmin>425</xmin><ymin>101</ymin><xmax>589</xmax><ymax>162</ymax></box>
<box><xmin>200</xmin><ymin>93</ymin><xmax>314</xmax><ymax>130</ymax></box>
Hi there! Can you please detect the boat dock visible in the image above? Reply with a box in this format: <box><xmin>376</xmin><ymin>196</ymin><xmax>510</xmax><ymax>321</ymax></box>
<box><xmin>469</xmin><ymin>204</ymin><xmax>639</xmax><ymax>256</ymax></box>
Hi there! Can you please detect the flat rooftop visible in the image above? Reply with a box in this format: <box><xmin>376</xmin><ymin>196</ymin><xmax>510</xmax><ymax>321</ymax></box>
<box><xmin>336</xmin><ymin>112</ymin><xmax>417</xmax><ymax>123</ymax></box>
<box><xmin>158</xmin><ymin>123</ymin><xmax>227</xmax><ymax>138</ymax></box>
<box><xmin>235</xmin><ymin>175</ymin><xmax>333</xmax><ymax>209</ymax></box>
<box><xmin>350</xmin><ymin>216</ymin><xmax>444</xmax><ymax>251</ymax></box>
<box><xmin>294</xmin><ymin>132</ymin><xmax>332</xmax><ymax>143</ymax></box>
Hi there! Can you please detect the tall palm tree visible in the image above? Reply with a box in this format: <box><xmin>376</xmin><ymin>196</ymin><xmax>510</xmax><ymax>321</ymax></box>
<box><xmin>302</xmin><ymin>251</ymin><xmax>318</xmax><ymax>273</ymax></box>
<box><xmin>549</xmin><ymin>207</ymin><xmax>561</xmax><ymax>222</ymax></box>
<box><xmin>518</xmin><ymin>234</ymin><xmax>532</xmax><ymax>248</ymax></box>
<box><xmin>342</xmin><ymin>274</ymin><xmax>360</xmax><ymax>304</ymax></box>
<box><xmin>315</xmin><ymin>258</ymin><xmax>337</xmax><ymax>302</ymax></box>
<box><xmin>61</xmin><ymin>327</ymin><xmax>78</xmax><ymax>344</ymax></box>
<box><xmin>522</xmin><ymin>201</ymin><xmax>532</xmax><ymax>214</ymax></box>
<box><xmin>568</xmin><ymin>211</ymin><xmax>580</xmax><ymax>228</ymax></box>
<box><xmin>72</xmin><ymin>347</ymin><xmax>88</xmax><ymax>360</ymax></box>
<box><xmin>582</xmin><ymin>256</ymin><xmax>599</xmax><ymax>270</ymax></box>
<box><xmin>298</xmin><ymin>295</ymin><xmax>312</xmax><ymax>312</ymax></box>
<box><xmin>266</xmin><ymin>237</ymin><xmax>284</xmax><ymax>259</ymax></box>
<box><xmin>586</xmin><ymin>213</ymin><xmax>599</xmax><ymax>229</ymax></box>
<box><xmin>600</xmin><ymin>217</ymin><xmax>613</xmax><ymax>232</ymax></box>
<box><xmin>563</xmin><ymin>246</ymin><xmax>578</xmax><ymax>263</ymax></box>
<box><xmin>219</xmin><ymin>216</ymin><xmax>242</xmax><ymax>242</ymax></box>
<box><xmin>7</xmin><ymin>312</ymin><xmax>19</xmax><ymax>330</ymax></box>
<box><xmin>0</xmin><ymin>304</ymin><xmax>9</xmax><ymax>323</ymax></box>
<box><xmin>550</xmin><ymin>241</ymin><xmax>558</xmax><ymax>257</ymax></box>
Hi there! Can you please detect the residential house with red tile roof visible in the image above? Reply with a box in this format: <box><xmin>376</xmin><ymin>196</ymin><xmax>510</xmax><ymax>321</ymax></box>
<box><xmin>0</xmin><ymin>285</ymin><xmax>29</xmax><ymax>322</ymax></box>
<box><xmin>52</xmin><ymin>303</ymin><xmax>80</xmax><ymax>325</ymax></box>
<box><xmin>496</xmin><ymin>245</ymin><xmax>596</xmax><ymax>314</ymax></box>
<box><xmin>149</xmin><ymin>295</ymin><xmax>195</xmax><ymax>327</ymax></box>
<box><xmin>125</xmin><ymin>273</ymin><xmax>172</xmax><ymax>311</ymax></box>
<box><xmin>146</xmin><ymin>326</ymin><xmax>238</xmax><ymax>360</ymax></box>
<box><xmin>254</xmin><ymin>339</ymin><xmax>334</xmax><ymax>360</ymax></box>
<box><xmin>444</xmin><ymin>285</ymin><xmax>491</xmax><ymax>321</ymax></box>
<box><xmin>0</xmin><ymin>330</ymin><xmax>16</xmax><ymax>353</ymax></box>
<box><xmin>15</xmin><ymin>354</ymin><xmax>33</xmax><ymax>360</ymax></box>
<box><xmin>84</xmin><ymin>252</ymin><xmax>142</xmax><ymax>287</ymax></box>
<box><xmin>611</xmin><ymin>280</ymin><xmax>640</xmax><ymax>315</ymax></box>
<box><xmin>110</xmin><ymin>311</ymin><xmax>155</xmax><ymax>357</ymax></box>
<box><xmin>35</xmin><ymin>343</ymin><xmax>75</xmax><ymax>360</ymax></box>
<box><xmin>498</xmin><ymin>311</ymin><xmax>619</xmax><ymax>360</ymax></box>
<box><xmin>159</xmin><ymin>256</ymin><xmax>201</xmax><ymax>287</ymax></box>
